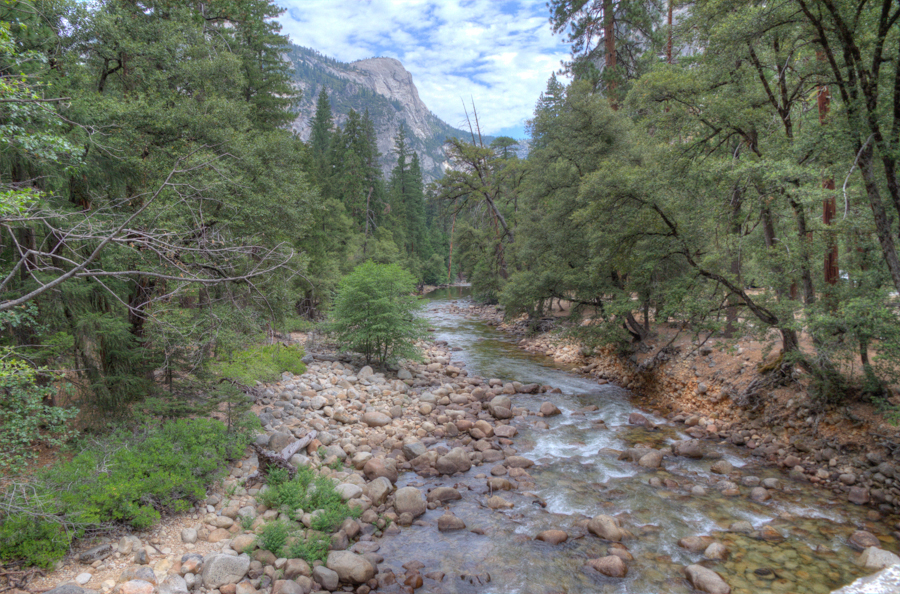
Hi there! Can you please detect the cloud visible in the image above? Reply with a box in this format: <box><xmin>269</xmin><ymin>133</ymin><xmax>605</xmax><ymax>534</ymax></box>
<box><xmin>276</xmin><ymin>0</ymin><xmax>570</xmax><ymax>137</ymax></box>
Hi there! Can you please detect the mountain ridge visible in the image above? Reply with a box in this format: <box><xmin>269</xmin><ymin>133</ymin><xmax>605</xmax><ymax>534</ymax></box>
<box><xmin>286</xmin><ymin>45</ymin><xmax>489</xmax><ymax>182</ymax></box>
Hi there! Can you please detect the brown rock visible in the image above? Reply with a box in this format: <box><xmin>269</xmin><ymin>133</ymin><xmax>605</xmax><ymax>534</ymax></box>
<box><xmin>113</xmin><ymin>581</ymin><xmax>154</xmax><ymax>594</ymax></box>
<box><xmin>505</xmin><ymin>456</ymin><xmax>534</xmax><ymax>469</ymax></box>
<box><xmin>207</xmin><ymin>528</ymin><xmax>231</xmax><ymax>543</ymax></box>
<box><xmin>363</xmin><ymin>457</ymin><xmax>398</xmax><ymax>484</ymax></box>
<box><xmin>586</xmin><ymin>556</ymin><xmax>627</xmax><ymax>578</ymax></box>
<box><xmin>848</xmin><ymin>530</ymin><xmax>881</xmax><ymax>551</ymax></box>
<box><xmin>588</xmin><ymin>515</ymin><xmax>625</xmax><ymax>542</ymax></box>
<box><xmin>535</xmin><ymin>530</ymin><xmax>568</xmax><ymax>545</ymax></box>
<box><xmin>678</xmin><ymin>536</ymin><xmax>715</xmax><ymax>553</ymax></box>
<box><xmin>437</xmin><ymin>512</ymin><xmax>466</xmax><ymax>531</ymax></box>
<box><xmin>848</xmin><ymin>487</ymin><xmax>870</xmax><ymax>505</ymax></box>
<box><xmin>426</xmin><ymin>487</ymin><xmax>462</xmax><ymax>504</ymax></box>
<box><xmin>540</xmin><ymin>402</ymin><xmax>562</xmax><ymax>416</ymax></box>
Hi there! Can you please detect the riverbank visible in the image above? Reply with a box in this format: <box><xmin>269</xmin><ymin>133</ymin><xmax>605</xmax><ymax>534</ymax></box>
<box><xmin>22</xmin><ymin>338</ymin><xmax>568</xmax><ymax>594</ymax></box>
<box><xmin>442</xmin><ymin>299</ymin><xmax>900</xmax><ymax>519</ymax></box>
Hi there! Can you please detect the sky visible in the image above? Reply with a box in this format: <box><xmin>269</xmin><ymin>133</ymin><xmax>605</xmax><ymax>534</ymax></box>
<box><xmin>276</xmin><ymin>1</ymin><xmax>572</xmax><ymax>140</ymax></box>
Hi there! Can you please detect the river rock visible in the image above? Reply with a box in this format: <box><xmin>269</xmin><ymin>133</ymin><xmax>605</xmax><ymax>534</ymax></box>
<box><xmin>858</xmin><ymin>547</ymin><xmax>900</xmax><ymax>570</ymax></box>
<box><xmin>704</xmin><ymin>542</ymin><xmax>729</xmax><ymax>560</ymax></box>
<box><xmin>283</xmin><ymin>559</ymin><xmax>311</xmax><ymax>579</ymax></box>
<box><xmin>366</xmin><ymin>476</ymin><xmax>393</xmax><ymax>504</ymax></box>
<box><xmin>638</xmin><ymin>450</ymin><xmax>664</xmax><ymax>468</ymax></box>
<box><xmin>336</xmin><ymin>483</ymin><xmax>363</xmax><ymax>501</ymax></box>
<box><xmin>402</xmin><ymin>441</ymin><xmax>427</xmax><ymax>460</ymax></box>
<box><xmin>684</xmin><ymin>564</ymin><xmax>731</xmax><ymax>594</ymax></box>
<box><xmin>271</xmin><ymin>580</ymin><xmax>306</xmax><ymax>594</ymax></box>
<box><xmin>393</xmin><ymin>487</ymin><xmax>426</xmax><ymax>518</ymax></box>
<box><xmin>363</xmin><ymin>457</ymin><xmax>398</xmax><ymax>484</ymax></box>
<box><xmin>486</xmin><ymin>495</ymin><xmax>514</xmax><ymax>509</ymax></box>
<box><xmin>540</xmin><ymin>402</ymin><xmax>562</xmax><ymax>416</ymax></box>
<box><xmin>588</xmin><ymin>515</ymin><xmax>625</xmax><ymax>542</ymax></box>
<box><xmin>230</xmin><ymin>534</ymin><xmax>257</xmax><ymax>554</ymax></box>
<box><xmin>201</xmin><ymin>553</ymin><xmax>250</xmax><ymax>588</ymax></box>
<box><xmin>673</xmin><ymin>440</ymin><xmax>705</xmax><ymax>459</ymax></box>
<box><xmin>436</xmin><ymin>447</ymin><xmax>471</xmax><ymax>474</ymax></box>
<box><xmin>46</xmin><ymin>587</ymin><xmax>93</xmax><ymax>594</ymax></box>
<box><xmin>678</xmin><ymin>535</ymin><xmax>715</xmax><ymax>553</ymax></box>
<box><xmin>505</xmin><ymin>455</ymin><xmax>534</xmax><ymax>468</ymax></box>
<box><xmin>849</xmin><ymin>530</ymin><xmax>881</xmax><ymax>550</ymax></box>
<box><xmin>118</xmin><ymin>566</ymin><xmax>156</xmax><ymax>585</ymax></box>
<box><xmin>750</xmin><ymin>487</ymin><xmax>770</xmax><ymax>502</ymax></box>
<box><xmin>427</xmin><ymin>487</ymin><xmax>462</xmax><ymax>504</ymax></box>
<box><xmin>267</xmin><ymin>432</ymin><xmax>294</xmax><ymax>453</ymax></box>
<box><xmin>494</xmin><ymin>425</ymin><xmax>517</xmax><ymax>438</ymax></box>
<box><xmin>362</xmin><ymin>411</ymin><xmax>392</xmax><ymax>427</ymax></box>
<box><xmin>113</xmin><ymin>581</ymin><xmax>154</xmax><ymax>594</ymax></box>
<box><xmin>535</xmin><ymin>530</ymin><xmax>568</xmax><ymax>545</ymax></box>
<box><xmin>586</xmin><ymin>555</ymin><xmax>628</xmax><ymax>578</ymax></box>
<box><xmin>628</xmin><ymin>412</ymin><xmax>651</xmax><ymax>427</ymax></box>
<box><xmin>312</xmin><ymin>566</ymin><xmax>339</xmax><ymax>591</ymax></box>
<box><xmin>831</xmin><ymin>564</ymin><xmax>900</xmax><ymax>594</ymax></box>
<box><xmin>710</xmin><ymin>460</ymin><xmax>732</xmax><ymax>474</ymax></box>
<box><xmin>326</xmin><ymin>551</ymin><xmax>376</xmax><ymax>584</ymax></box>
<box><xmin>437</xmin><ymin>511</ymin><xmax>466</xmax><ymax>531</ymax></box>
<box><xmin>848</xmin><ymin>487</ymin><xmax>870</xmax><ymax>505</ymax></box>
<box><xmin>157</xmin><ymin>575</ymin><xmax>188</xmax><ymax>594</ymax></box>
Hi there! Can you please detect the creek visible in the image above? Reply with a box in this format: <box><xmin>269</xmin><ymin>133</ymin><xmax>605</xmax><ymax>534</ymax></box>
<box><xmin>375</xmin><ymin>287</ymin><xmax>894</xmax><ymax>594</ymax></box>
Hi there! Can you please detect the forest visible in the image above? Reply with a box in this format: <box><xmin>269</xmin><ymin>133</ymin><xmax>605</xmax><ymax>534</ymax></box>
<box><xmin>2</xmin><ymin>0</ymin><xmax>900</xmax><ymax>585</ymax></box>
<box><xmin>444</xmin><ymin>0</ymin><xmax>900</xmax><ymax>407</ymax></box>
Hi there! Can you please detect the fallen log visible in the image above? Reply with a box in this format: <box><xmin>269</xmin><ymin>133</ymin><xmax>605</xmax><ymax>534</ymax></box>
<box><xmin>246</xmin><ymin>430</ymin><xmax>317</xmax><ymax>485</ymax></box>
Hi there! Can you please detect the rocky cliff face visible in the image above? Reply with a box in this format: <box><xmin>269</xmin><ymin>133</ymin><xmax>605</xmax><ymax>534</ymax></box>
<box><xmin>286</xmin><ymin>46</ymin><xmax>484</xmax><ymax>182</ymax></box>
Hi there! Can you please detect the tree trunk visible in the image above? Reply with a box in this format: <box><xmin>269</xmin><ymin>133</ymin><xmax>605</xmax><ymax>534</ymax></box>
<box><xmin>604</xmin><ymin>0</ymin><xmax>617</xmax><ymax>109</ymax></box>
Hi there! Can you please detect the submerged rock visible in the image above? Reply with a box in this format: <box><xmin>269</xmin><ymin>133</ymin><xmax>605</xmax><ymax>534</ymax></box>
<box><xmin>684</xmin><ymin>564</ymin><xmax>731</xmax><ymax>594</ymax></box>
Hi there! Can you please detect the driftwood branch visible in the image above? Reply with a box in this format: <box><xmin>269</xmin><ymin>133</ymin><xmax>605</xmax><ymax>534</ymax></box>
<box><xmin>246</xmin><ymin>431</ymin><xmax>317</xmax><ymax>485</ymax></box>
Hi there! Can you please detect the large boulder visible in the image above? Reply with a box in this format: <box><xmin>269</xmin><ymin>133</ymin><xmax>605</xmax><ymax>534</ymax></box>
<box><xmin>283</xmin><ymin>559</ymin><xmax>311</xmax><ymax>580</ymax></box>
<box><xmin>858</xmin><ymin>547</ymin><xmax>900</xmax><ymax>570</ymax></box>
<box><xmin>201</xmin><ymin>554</ymin><xmax>251</xmax><ymax>589</ymax></box>
<box><xmin>326</xmin><ymin>551</ymin><xmax>376</xmax><ymax>584</ymax></box>
<box><xmin>436</xmin><ymin>447</ymin><xmax>471</xmax><ymax>475</ymax></box>
<box><xmin>312</xmin><ymin>566</ymin><xmax>339</xmax><ymax>591</ymax></box>
<box><xmin>393</xmin><ymin>487</ymin><xmax>426</xmax><ymax>518</ymax></box>
<box><xmin>684</xmin><ymin>565</ymin><xmax>731</xmax><ymax>594</ymax></box>
<box><xmin>587</xmin><ymin>515</ymin><xmax>625</xmax><ymax>542</ymax></box>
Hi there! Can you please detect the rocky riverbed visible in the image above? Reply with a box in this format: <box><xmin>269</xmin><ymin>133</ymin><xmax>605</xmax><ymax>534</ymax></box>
<box><xmin>30</xmin><ymin>290</ymin><xmax>900</xmax><ymax>594</ymax></box>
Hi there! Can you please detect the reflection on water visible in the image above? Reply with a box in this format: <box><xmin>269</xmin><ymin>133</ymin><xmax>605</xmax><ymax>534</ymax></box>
<box><xmin>376</xmin><ymin>288</ymin><xmax>892</xmax><ymax>593</ymax></box>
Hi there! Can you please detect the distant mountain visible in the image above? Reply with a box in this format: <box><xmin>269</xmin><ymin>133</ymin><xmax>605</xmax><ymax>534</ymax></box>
<box><xmin>285</xmin><ymin>45</ymin><xmax>492</xmax><ymax>182</ymax></box>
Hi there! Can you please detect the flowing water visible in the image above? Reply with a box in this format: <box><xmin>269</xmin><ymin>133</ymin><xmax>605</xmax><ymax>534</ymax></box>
<box><xmin>376</xmin><ymin>287</ymin><xmax>896</xmax><ymax>594</ymax></box>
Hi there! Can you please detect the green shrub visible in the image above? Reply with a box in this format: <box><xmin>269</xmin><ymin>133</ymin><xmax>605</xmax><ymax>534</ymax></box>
<box><xmin>0</xmin><ymin>354</ymin><xmax>78</xmax><ymax>469</ymax></box>
<box><xmin>258</xmin><ymin>468</ymin><xmax>359</xmax><ymax>548</ymax></box>
<box><xmin>258</xmin><ymin>520</ymin><xmax>290</xmax><ymax>554</ymax></box>
<box><xmin>0</xmin><ymin>515</ymin><xmax>72</xmax><ymax>569</ymax></box>
<box><xmin>216</xmin><ymin>343</ymin><xmax>306</xmax><ymax>386</ymax></box>
<box><xmin>284</xmin><ymin>531</ymin><xmax>331</xmax><ymax>563</ymax></box>
<box><xmin>329</xmin><ymin>261</ymin><xmax>428</xmax><ymax>364</ymax></box>
<box><xmin>0</xmin><ymin>418</ymin><xmax>252</xmax><ymax>567</ymax></box>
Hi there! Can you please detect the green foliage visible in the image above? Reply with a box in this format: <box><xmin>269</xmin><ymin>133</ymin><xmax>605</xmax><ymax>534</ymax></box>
<box><xmin>0</xmin><ymin>515</ymin><xmax>71</xmax><ymax>570</ymax></box>
<box><xmin>284</xmin><ymin>531</ymin><xmax>331</xmax><ymax>564</ymax></box>
<box><xmin>0</xmin><ymin>418</ymin><xmax>250</xmax><ymax>567</ymax></box>
<box><xmin>257</xmin><ymin>469</ymin><xmax>360</xmax><ymax>562</ymax></box>
<box><xmin>0</xmin><ymin>353</ymin><xmax>77</xmax><ymax>469</ymax></box>
<box><xmin>330</xmin><ymin>262</ymin><xmax>428</xmax><ymax>364</ymax></box>
<box><xmin>258</xmin><ymin>520</ymin><xmax>290</xmax><ymax>555</ymax></box>
<box><xmin>216</xmin><ymin>343</ymin><xmax>307</xmax><ymax>386</ymax></box>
